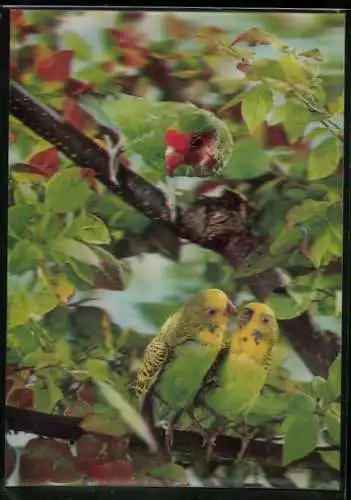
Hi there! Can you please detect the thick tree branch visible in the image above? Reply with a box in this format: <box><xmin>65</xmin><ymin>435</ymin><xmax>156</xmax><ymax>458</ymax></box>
<box><xmin>6</xmin><ymin>405</ymin><xmax>336</xmax><ymax>471</ymax></box>
<box><xmin>9</xmin><ymin>80</ymin><xmax>340</xmax><ymax>377</ymax></box>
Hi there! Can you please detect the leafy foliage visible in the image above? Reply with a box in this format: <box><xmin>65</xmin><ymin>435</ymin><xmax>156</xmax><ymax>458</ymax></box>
<box><xmin>7</xmin><ymin>9</ymin><xmax>344</xmax><ymax>489</ymax></box>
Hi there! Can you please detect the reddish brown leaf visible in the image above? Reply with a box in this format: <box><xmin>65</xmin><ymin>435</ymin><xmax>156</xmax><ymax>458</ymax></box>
<box><xmin>100</xmin><ymin>61</ymin><xmax>116</xmax><ymax>73</ymax></box>
<box><xmin>35</xmin><ymin>50</ymin><xmax>73</xmax><ymax>83</ymax></box>
<box><xmin>265</xmin><ymin>124</ymin><xmax>289</xmax><ymax>149</ymax></box>
<box><xmin>63</xmin><ymin>97</ymin><xmax>95</xmax><ymax>132</ymax></box>
<box><xmin>107</xmin><ymin>437</ymin><xmax>128</xmax><ymax>460</ymax></box>
<box><xmin>107</xmin><ymin>28</ymin><xmax>149</xmax><ymax>68</ymax></box>
<box><xmin>79</xmin><ymin>168</ymin><xmax>99</xmax><ymax>195</ymax></box>
<box><xmin>10</xmin><ymin>10</ymin><xmax>26</xmax><ymax>30</ymax></box>
<box><xmin>163</xmin><ymin>14</ymin><xmax>193</xmax><ymax>39</ymax></box>
<box><xmin>77</xmin><ymin>382</ymin><xmax>98</xmax><ymax>404</ymax></box>
<box><xmin>83</xmin><ymin>458</ymin><xmax>134</xmax><ymax>485</ymax></box>
<box><xmin>26</xmin><ymin>147</ymin><xmax>60</xmax><ymax>178</ymax></box>
<box><xmin>5</xmin><ymin>441</ymin><xmax>16</xmax><ymax>479</ymax></box>
<box><xmin>64</xmin><ymin>78</ymin><xmax>95</xmax><ymax>98</ymax></box>
<box><xmin>237</xmin><ymin>57</ymin><xmax>252</xmax><ymax>73</ymax></box>
<box><xmin>7</xmin><ymin>388</ymin><xmax>34</xmax><ymax>408</ymax></box>
<box><xmin>20</xmin><ymin>457</ymin><xmax>54</xmax><ymax>485</ymax></box>
<box><xmin>76</xmin><ymin>435</ymin><xmax>105</xmax><ymax>460</ymax></box>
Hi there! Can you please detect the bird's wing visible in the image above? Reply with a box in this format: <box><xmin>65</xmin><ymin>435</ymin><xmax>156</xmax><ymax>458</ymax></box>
<box><xmin>154</xmin><ymin>342</ymin><xmax>221</xmax><ymax>417</ymax></box>
<box><xmin>135</xmin><ymin>339</ymin><xmax>170</xmax><ymax>396</ymax></box>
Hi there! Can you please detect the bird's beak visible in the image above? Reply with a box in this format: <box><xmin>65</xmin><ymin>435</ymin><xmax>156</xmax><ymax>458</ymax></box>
<box><xmin>165</xmin><ymin>147</ymin><xmax>185</xmax><ymax>177</ymax></box>
<box><xmin>225</xmin><ymin>301</ymin><xmax>237</xmax><ymax>316</ymax></box>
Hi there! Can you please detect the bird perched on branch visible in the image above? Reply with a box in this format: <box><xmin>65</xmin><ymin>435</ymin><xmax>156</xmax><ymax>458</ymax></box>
<box><xmin>78</xmin><ymin>93</ymin><xmax>234</xmax><ymax>221</ymax></box>
<box><xmin>134</xmin><ymin>289</ymin><xmax>237</xmax><ymax>449</ymax></box>
<box><xmin>195</xmin><ymin>302</ymin><xmax>279</xmax><ymax>459</ymax></box>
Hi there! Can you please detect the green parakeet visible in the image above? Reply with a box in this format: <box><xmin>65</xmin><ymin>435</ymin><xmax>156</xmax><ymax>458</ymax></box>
<box><xmin>78</xmin><ymin>93</ymin><xmax>234</xmax><ymax>220</ymax></box>
<box><xmin>134</xmin><ymin>289</ymin><xmax>237</xmax><ymax>449</ymax></box>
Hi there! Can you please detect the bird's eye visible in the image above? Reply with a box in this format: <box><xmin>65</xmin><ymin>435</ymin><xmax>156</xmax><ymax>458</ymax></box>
<box><xmin>261</xmin><ymin>315</ymin><xmax>271</xmax><ymax>324</ymax></box>
<box><xmin>190</xmin><ymin>135</ymin><xmax>203</xmax><ymax>149</ymax></box>
<box><xmin>207</xmin><ymin>308</ymin><xmax>216</xmax><ymax>316</ymax></box>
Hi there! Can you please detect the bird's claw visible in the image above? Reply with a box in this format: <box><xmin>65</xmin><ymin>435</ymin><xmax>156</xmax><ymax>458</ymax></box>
<box><xmin>157</xmin><ymin>180</ymin><xmax>178</xmax><ymax>223</ymax></box>
<box><xmin>104</xmin><ymin>133</ymin><xmax>125</xmax><ymax>186</ymax></box>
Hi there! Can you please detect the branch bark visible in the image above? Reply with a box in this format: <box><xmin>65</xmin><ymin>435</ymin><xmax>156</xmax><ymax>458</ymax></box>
<box><xmin>6</xmin><ymin>405</ymin><xmax>336</xmax><ymax>471</ymax></box>
<box><xmin>9</xmin><ymin>79</ymin><xmax>340</xmax><ymax>377</ymax></box>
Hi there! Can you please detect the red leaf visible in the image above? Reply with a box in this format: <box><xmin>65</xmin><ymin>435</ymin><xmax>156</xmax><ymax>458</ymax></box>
<box><xmin>77</xmin><ymin>382</ymin><xmax>98</xmax><ymax>404</ymax></box>
<box><xmin>76</xmin><ymin>435</ymin><xmax>105</xmax><ymax>460</ymax></box>
<box><xmin>63</xmin><ymin>98</ymin><xmax>95</xmax><ymax>132</ymax></box>
<box><xmin>64</xmin><ymin>78</ymin><xmax>95</xmax><ymax>99</ymax></box>
<box><xmin>35</xmin><ymin>50</ymin><xmax>73</xmax><ymax>83</ymax></box>
<box><xmin>7</xmin><ymin>388</ymin><xmax>33</xmax><ymax>408</ymax></box>
<box><xmin>27</xmin><ymin>147</ymin><xmax>59</xmax><ymax>178</ymax></box>
<box><xmin>20</xmin><ymin>457</ymin><xmax>54</xmax><ymax>485</ymax></box>
<box><xmin>107</xmin><ymin>28</ymin><xmax>149</xmax><ymax>68</ymax></box>
<box><xmin>83</xmin><ymin>458</ymin><xmax>134</xmax><ymax>485</ymax></box>
<box><xmin>5</xmin><ymin>441</ymin><xmax>16</xmax><ymax>479</ymax></box>
<box><xmin>10</xmin><ymin>10</ymin><xmax>25</xmax><ymax>30</ymax></box>
<box><xmin>107</xmin><ymin>437</ymin><xmax>127</xmax><ymax>459</ymax></box>
<box><xmin>100</xmin><ymin>61</ymin><xmax>115</xmax><ymax>73</ymax></box>
<box><xmin>265</xmin><ymin>124</ymin><xmax>289</xmax><ymax>149</ymax></box>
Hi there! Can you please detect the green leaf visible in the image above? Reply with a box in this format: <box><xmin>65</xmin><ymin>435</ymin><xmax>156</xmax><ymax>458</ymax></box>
<box><xmin>7</xmin><ymin>291</ymin><xmax>32</xmax><ymax>328</ymax></box>
<box><xmin>219</xmin><ymin>91</ymin><xmax>246</xmax><ymax>113</ymax></box>
<box><xmin>327</xmin><ymin>354</ymin><xmax>341</xmax><ymax>400</ymax></box>
<box><xmin>80</xmin><ymin>412</ymin><xmax>129</xmax><ymax>437</ymax></box>
<box><xmin>283</xmin><ymin>413</ymin><xmax>319</xmax><ymax>466</ymax></box>
<box><xmin>225</xmin><ymin>139</ymin><xmax>271</xmax><ymax>180</ymax></box>
<box><xmin>84</xmin><ymin>359</ymin><xmax>110</xmax><ymax>381</ymax></box>
<box><xmin>285</xmin><ymin>200</ymin><xmax>331</xmax><ymax>227</ymax></box>
<box><xmin>246</xmin><ymin>58</ymin><xmax>286</xmax><ymax>83</ymax></box>
<box><xmin>91</xmin><ymin>246</ymin><xmax>132</xmax><ymax>291</ymax></box>
<box><xmin>298</xmin><ymin>48</ymin><xmax>325</xmax><ymax>62</ymax></box>
<box><xmin>50</xmin><ymin>238</ymin><xmax>101</xmax><ymax>267</ymax></box>
<box><xmin>308</xmin><ymin>136</ymin><xmax>341</xmax><ymax>180</ymax></box>
<box><xmin>241</xmin><ymin>85</ymin><xmax>273</xmax><ymax>132</ymax></box>
<box><xmin>308</xmin><ymin>229</ymin><xmax>338</xmax><ymax>268</ymax></box>
<box><xmin>8</xmin><ymin>205</ymin><xmax>38</xmax><ymax>239</ymax></box>
<box><xmin>270</xmin><ymin>226</ymin><xmax>305</xmax><ymax>255</ymax></box>
<box><xmin>45</xmin><ymin>374</ymin><xmax>63</xmax><ymax>410</ymax></box>
<box><xmin>63</xmin><ymin>32</ymin><xmax>91</xmax><ymax>61</ymax></box>
<box><xmin>45</xmin><ymin>168</ymin><xmax>92</xmax><ymax>214</ymax></box>
<box><xmin>9</xmin><ymin>240</ymin><xmax>44</xmax><ymax>274</ymax></box>
<box><xmin>266</xmin><ymin>293</ymin><xmax>303</xmax><ymax>320</ymax></box>
<box><xmin>148</xmin><ymin>463</ymin><xmax>188</xmax><ymax>486</ymax></box>
<box><xmin>319</xmin><ymin>450</ymin><xmax>340</xmax><ymax>471</ymax></box>
<box><xmin>14</xmin><ymin>184</ymin><xmax>38</xmax><ymax>205</ymax></box>
<box><xmin>287</xmin><ymin>393</ymin><xmax>316</xmax><ymax>416</ymax></box>
<box><xmin>311</xmin><ymin>376</ymin><xmax>335</xmax><ymax>404</ymax></box>
<box><xmin>71</xmin><ymin>213</ymin><xmax>110</xmax><ymax>245</ymax></box>
<box><xmin>325</xmin><ymin>404</ymin><xmax>340</xmax><ymax>444</ymax></box>
<box><xmin>95</xmin><ymin>380</ymin><xmax>158</xmax><ymax>453</ymax></box>
<box><xmin>279</xmin><ymin>53</ymin><xmax>312</xmax><ymax>84</ymax></box>
<box><xmin>30</xmin><ymin>273</ymin><xmax>59</xmax><ymax>317</ymax></box>
<box><xmin>281</xmin><ymin>99</ymin><xmax>314</xmax><ymax>142</ymax></box>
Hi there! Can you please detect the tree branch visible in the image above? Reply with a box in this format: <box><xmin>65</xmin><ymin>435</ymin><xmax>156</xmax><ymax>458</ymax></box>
<box><xmin>9</xmin><ymin>79</ymin><xmax>340</xmax><ymax>377</ymax></box>
<box><xmin>6</xmin><ymin>405</ymin><xmax>337</xmax><ymax>471</ymax></box>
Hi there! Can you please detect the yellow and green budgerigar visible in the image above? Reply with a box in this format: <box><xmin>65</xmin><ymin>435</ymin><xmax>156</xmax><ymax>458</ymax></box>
<box><xmin>134</xmin><ymin>288</ymin><xmax>237</xmax><ymax>448</ymax></box>
<box><xmin>195</xmin><ymin>302</ymin><xmax>279</xmax><ymax>457</ymax></box>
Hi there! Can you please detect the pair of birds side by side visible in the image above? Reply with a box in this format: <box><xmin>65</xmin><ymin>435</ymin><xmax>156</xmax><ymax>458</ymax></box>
<box><xmin>134</xmin><ymin>288</ymin><xmax>279</xmax><ymax>459</ymax></box>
